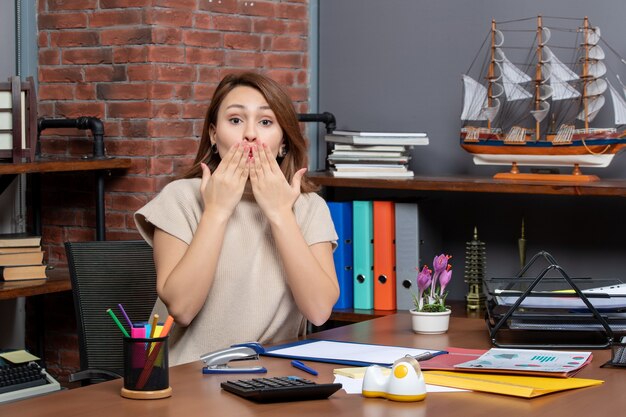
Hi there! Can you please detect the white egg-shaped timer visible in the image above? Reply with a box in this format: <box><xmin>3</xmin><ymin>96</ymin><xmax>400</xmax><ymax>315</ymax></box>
<box><xmin>362</xmin><ymin>356</ymin><xmax>427</xmax><ymax>402</ymax></box>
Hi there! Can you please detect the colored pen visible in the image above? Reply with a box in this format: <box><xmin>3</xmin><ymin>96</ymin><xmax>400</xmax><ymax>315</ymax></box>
<box><xmin>161</xmin><ymin>315</ymin><xmax>174</xmax><ymax>337</ymax></box>
<box><xmin>117</xmin><ymin>303</ymin><xmax>133</xmax><ymax>329</ymax></box>
<box><xmin>291</xmin><ymin>360</ymin><xmax>318</xmax><ymax>376</ymax></box>
<box><xmin>106</xmin><ymin>308</ymin><xmax>130</xmax><ymax>338</ymax></box>
<box><xmin>413</xmin><ymin>351</ymin><xmax>435</xmax><ymax>362</ymax></box>
<box><xmin>149</xmin><ymin>314</ymin><xmax>159</xmax><ymax>339</ymax></box>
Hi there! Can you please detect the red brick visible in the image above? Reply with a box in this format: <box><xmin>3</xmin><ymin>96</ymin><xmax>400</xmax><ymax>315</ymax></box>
<box><xmin>107</xmin><ymin>139</ymin><xmax>153</xmax><ymax>156</ymax></box>
<box><xmin>197</xmin><ymin>67</ymin><xmax>220</xmax><ymax>83</ymax></box>
<box><xmin>193</xmin><ymin>84</ymin><xmax>215</xmax><ymax>101</ymax></box>
<box><xmin>104</xmin><ymin>212</ymin><xmax>127</xmax><ymax>228</ymax></box>
<box><xmin>253</xmin><ymin>18</ymin><xmax>287</xmax><ymax>34</ymax></box>
<box><xmin>183</xmin><ymin>30</ymin><xmax>222</xmax><ymax>48</ymax></box>
<box><xmin>225</xmin><ymin>51</ymin><xmax>263</xmax><ymax>67</ymax></box>
<box><xmin>286</xmin><ymin>20</ymin><xmax>307</xmax><ymax>35</ymax></box>
<box><xmin>107</xmin><ymin>193</ymin><xmax>149</xmax><ymax>211</ymax></box>
<box><xmin>149</xmin><ymin>157</ymin><xmax>175</xmax><ymax>175</ymax></box>
<box><xmin>154</xmin><ymin>0</ymin><xmax>198</xmax><ymax>7</ymax></box>
<box><xmin>108</xmin><ymin>176</ymin><xmax>157</xmax><ymax>192</ymax></box>
<box><xmin>145</xmin><ymin>8</ymin><xmax>193</xmax><ymax>28</ymax></box>
<box><xmin>154</xmin><ymin>138</ymin><xmax>198</xmax><ymax>155</ymax></box>
<box><xmin>100</xmin><ymin>28</ymin><xmax>152</xmax><ymax>46</ymax></box>
<box><xmin>89</xmin><ymin>10</ymin><xmax>143</xmax><ymax>27</ymax></box>
<box><xmin>155</xmin><ymin>65</ymin><xmax>195</xmax><ymax>82</ymax></box>
<box><xmin>38</xmin><ymin>12</ymin><xmax>88</xmax><ymax>29</ymax></box>
<box><xmin>266</xmin><ymin>53</ymin><xmax>304</xmax><ymax>69</ymax></box>
<box><xmin>224</xmin><ymin>33</ymin><xmax>261</xmax><ymax>50</ymax></box>
<box><xmin>62</xmin><ymin>48</ymin><xmax>113</xmax><ymax>64</ymax></box>
<box><xmin>100</xmin><ymin>0</ymin><xmax>150</xmax><ymax>8</ymax></box>
<box><xmin>152</xmin><ymin>102</ymin><xmax>182</xmax><ymax>118</ymax></box>
<box><xmin>213</xmin><ymin>15</ymin><xmax>252</xmax><ymax>32</ymax></box>
<box><xmin>84</xmin><ymin>66</ymin><xmax>115</xmax><ymax>82</ymax></box>
<box><xmin>148</xmin><ymin>46</ymin><xmax>186</xmax><ymax>63</ymax></box>
<box><xmin>104</xmin><ymin>120</ymin><xmax>122</xmax><ymax>137</ymax></box>
<box><xmin>173</xmin><ymin>84</ymin><xmax>193</xmax><ymax>100</ymax></box>
<box><xmin>122</xmin><ymin>158</ymin><xmax>149</xmax><ymax>174</ymax></box>
<box><xmin>127</xmin><ymin>64</ymin><xmax>155</xmax><ymax>81</ymax></box>
<box><xmin>48</xmin><ymin>0</ymin><xmax>97</xmax><ymax>11</ymax></box>
<box><xmin>97</xmin><ymin>83</ymin><xmax>149</xmax><ymax>100</ymax></box>
<box><xmin>39</xmin><ymin>67</ymin><xmax>84</xmax><ymax>83</ymax></box>
<box><xmin>194</xmin><ymin>13</ymin><xmax>212</xmax><ymax>30</ymax></box>
<box><xmin>113</xmin><ymin>46</ymin><xmax>148</xmax><ymax>63</ymax></box>
<box><xmin>51</xmin><ymin>31</ymin><xmax>99</xmax><ymax>47</ymax></box>
<box><xmin>186</xmin><ymin>48</ymin><xmax>225</xmax><ymax>65</ymax></box>
<box><xmin>107</xmin><ymin>101</ymin><xmax>152</xmax><ymax>118</ymax></box>
<box><xmin>120</xmin><ymin>120</ymin><xmax>149</xmax><ymax>137</ymax></box>
<box><xmin>271</xmin><ymin>36</ymin><xmax>306</xmax><ymax>52</ymax></box>
<box><xmin>276</xmin><ymin>2</ymin><xmax>307</xmax><ymax>20</ymax></box>
<box><xmin>106</xmin><ymin>230</ymin><xmax>144</xmax><ymax>241</ymax></box>
<box><xmin>39</xmin><ymin>84</ymin><xmax>75</xmax><ymax>100</ymax></box>
<box><xmin>148</xmin><ymin>120</ymin><xmax>194</xmax><ymax>138</ymax></box>
<box><xmin>265</xmin><ymin>69</ymin><xmax>296</xmax><ymax>86</ymax></box>
<box><xmin>240</xmin><ymin>1</ymin><xmax>275</xmax><ymax>17</ymax></box>
<box><xmin>182</xmin><ymin>103</ymin><xmax>207</xmax><ymax>119</ymax></box>
<box><xmin>38</xmin><ymin>32</ymin><xmax>49</xmax><ymax>48</ymax></box>
<box><xmin>38</xmin><ymin>49</ymin><xmax>61</xmax><ymax>65</ymax></box>
<box><xmin>152</xmin><ymin>27</ymin><xmax>183</xmax><ymax>45</ymax></box>
<box><xmin>76</xmin><ymin>84</ymin><xmax>97</xmax><ymax>100</ymax></box>
<box><xmin>198</xmin><ymin>0</ymin><xmax>239</xmax><ymax>14</ymax></box>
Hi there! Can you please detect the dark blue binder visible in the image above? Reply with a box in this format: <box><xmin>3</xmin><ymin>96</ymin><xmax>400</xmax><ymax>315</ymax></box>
<box><xmin>328</xmin><ymin>201</ymin><xmax>354</xmax><ymax>309</ymax></box>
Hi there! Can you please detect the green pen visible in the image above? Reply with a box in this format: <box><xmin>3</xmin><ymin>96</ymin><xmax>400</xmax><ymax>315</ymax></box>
<box><xmin>107</xmin><ymin>308</ymin><xmax>130</xmax><ymax>337</ymax></box>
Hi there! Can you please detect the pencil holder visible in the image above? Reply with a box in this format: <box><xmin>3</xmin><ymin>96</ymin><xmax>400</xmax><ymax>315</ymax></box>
<box><xmin>602</xmin><ymin>339</ymin><xmax>626</xmax><ymax>368</ymax></box>
<box><xmin>120</xmin><ymin>336</ymin><xmax>172</xmax><ymax>399</ymax></box>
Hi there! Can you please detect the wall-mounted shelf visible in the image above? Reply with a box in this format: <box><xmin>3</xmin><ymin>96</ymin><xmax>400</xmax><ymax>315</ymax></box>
<box><xmin>307</xmin><ymin>171</ymin><xmax>626</xmax><ymax>197</ymax></box>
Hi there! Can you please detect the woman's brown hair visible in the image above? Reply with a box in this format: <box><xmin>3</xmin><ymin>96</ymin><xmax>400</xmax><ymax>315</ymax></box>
<box><xmin>182</xmin><ymin>72</ymin><xmax>318</xmax><ymax>193</ymax></box>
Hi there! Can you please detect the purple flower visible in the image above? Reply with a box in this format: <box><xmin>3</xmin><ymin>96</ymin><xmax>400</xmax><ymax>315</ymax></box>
<box><xmin>438</xmin><ymin>266</ymin><xmax>452</xmax><ymax>296</ymax></box>
<box><xmin>433</xmin><ymin>254</ymin><xmax>450</xmax><ymax>274</ymax></box>
<box><xmin>416</xmin><ymin>266</ymin><xmax>432</xmax><ymax>310</ymax></box>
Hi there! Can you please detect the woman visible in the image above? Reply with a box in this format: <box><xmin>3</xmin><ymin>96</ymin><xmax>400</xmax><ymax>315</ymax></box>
<box><xmin>135</xmin><ymin>72</ymin><xmax>339</xmax><ymax>366</ymax></box>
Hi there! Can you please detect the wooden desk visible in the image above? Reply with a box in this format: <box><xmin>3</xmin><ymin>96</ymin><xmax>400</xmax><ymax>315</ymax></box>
<box><xmin>3</xmin><ymin>314</ymin><xmax>622</xmax><ymax>417</ymax></box>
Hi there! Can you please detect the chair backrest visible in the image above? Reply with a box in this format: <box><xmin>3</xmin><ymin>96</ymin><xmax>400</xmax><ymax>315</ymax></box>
<box><xmin>65</xmin><ymin>240</ymin><xmax>158</xmax><ymax>376</ymax></box>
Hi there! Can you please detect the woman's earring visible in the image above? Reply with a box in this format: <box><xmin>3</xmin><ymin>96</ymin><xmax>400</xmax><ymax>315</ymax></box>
<box><xmin>211</xmin><ymin>143</ymin><xmax>218</xmax><ymax>154</ymax></box>
<box><xmin>278</xmin><ymin>144</ymin><xmax>287</xmax><ymax>157</ymax></box>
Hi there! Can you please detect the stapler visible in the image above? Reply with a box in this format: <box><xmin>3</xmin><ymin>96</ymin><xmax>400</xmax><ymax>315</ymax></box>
<box><xmin>200</xmin><ymin>342</ymin><xmax>267</xmax><ymax>374</ymax></box>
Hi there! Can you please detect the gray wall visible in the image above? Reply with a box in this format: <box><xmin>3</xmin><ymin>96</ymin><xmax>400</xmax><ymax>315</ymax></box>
<box><xmin>317</xmin><ymin>1</ymin><xmax>626</xmax><ymax>300</ymax></box>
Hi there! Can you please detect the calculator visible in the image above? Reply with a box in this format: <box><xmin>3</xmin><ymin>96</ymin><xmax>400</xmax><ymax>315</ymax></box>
<box><xmin>220</xmin><ymin>376</ymin><xmax>342</xmax><ymax>403</ymax></box>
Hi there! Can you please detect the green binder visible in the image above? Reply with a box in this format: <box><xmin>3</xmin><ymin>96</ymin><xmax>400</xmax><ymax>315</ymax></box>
<box><xmin>353</xmin><ymin>200</ymin><xmax>374</xmax><ymax>309</ymax></box>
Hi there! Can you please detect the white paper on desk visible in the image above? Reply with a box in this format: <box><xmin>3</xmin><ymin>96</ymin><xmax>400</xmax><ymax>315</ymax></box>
<box><xmin>267</xmin><ymin>340</ymin><xmax>438</xmax><ymax>365</ymax></box>
<box><xmin>495</xmin><ymin>283</ymin><xmax>626</xmax><ymax>309</ymax></box>
<box><xmin>333</xmin><ymin>375</ymin><xmax>467</xmax><ymax>394</ymax></box>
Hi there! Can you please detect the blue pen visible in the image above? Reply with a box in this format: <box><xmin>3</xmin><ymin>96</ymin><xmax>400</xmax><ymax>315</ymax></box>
<box><xmin>291</xmin><ymin>360</ymin><xmax>318</xmax><ymax>376</ymax></box>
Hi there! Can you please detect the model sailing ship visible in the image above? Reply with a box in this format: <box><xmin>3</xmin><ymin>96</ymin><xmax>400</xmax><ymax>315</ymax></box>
<box><xmin>460</xmin><ymin>16</ymin><xmax>626</xmax><ymax>180</ymax></box>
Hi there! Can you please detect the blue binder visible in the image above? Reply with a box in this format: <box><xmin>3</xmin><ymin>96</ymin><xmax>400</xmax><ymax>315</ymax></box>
<box><xmin>353</xmin><ymin>201</ymin><xmax>374</xmax><ymax>309</ymax></box>
<box><xmin>328</xmin><ymin>201</ymin><xmax>354</xmax><ymax>309</ymax></box>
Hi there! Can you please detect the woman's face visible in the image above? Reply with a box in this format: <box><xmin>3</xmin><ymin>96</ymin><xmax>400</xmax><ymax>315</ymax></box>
<box><xmin>210</xmin><ymin>85</ymin><xmax>284</xmax><ymax>159</ymax></box>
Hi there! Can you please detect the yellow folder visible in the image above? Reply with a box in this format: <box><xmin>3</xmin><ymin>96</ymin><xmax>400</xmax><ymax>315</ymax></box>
<box><xmin>423</xmin><ymin>371</ymin><xmax>603</xmax><ymax>398</ymax></box>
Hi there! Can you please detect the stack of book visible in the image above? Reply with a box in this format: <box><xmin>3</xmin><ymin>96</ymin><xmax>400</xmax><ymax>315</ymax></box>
<box><xmin>325</xmin><ymin>130</ymin><xmax>429</xmax><ymax>178</ymax></box>
<box><xmin>0</xmin><ymin>233</ymin><xmax>47</xmax><ymax>281</ymax></box>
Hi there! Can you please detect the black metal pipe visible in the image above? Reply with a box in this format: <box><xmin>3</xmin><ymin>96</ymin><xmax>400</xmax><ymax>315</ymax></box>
<box><xmin>38</xmin><ymin>116</ymin><xmax>106</xmax><ymax>158</ymax></box>
<box><xmin>297</xmin><ymin>112</ymin><xmax>336</xmax><ymax>134</ymax></box>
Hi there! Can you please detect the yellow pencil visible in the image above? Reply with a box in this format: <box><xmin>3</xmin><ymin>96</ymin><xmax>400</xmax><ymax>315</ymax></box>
<box><xmin>149</xmin><ymin>314</ymin><xmax>159</xmax><ymax>339</ymax></box>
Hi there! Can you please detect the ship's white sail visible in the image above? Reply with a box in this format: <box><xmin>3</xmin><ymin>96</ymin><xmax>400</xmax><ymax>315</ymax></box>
<box><xmin>495</xmin><ymin>49</ymin><xmax>533</xmax><ymax>101</ymax></box>
<box><xmin>542</xmin><ymin>47</ymin><xmax>581</xmax><ymax>101</ymax></box>
<box><xmin>608</xmin><ymin>82</ymin><xmax>626</xmax><ymax>125</ymax></box>
<box><xmin>461</xmin><ymin>75</ymin><xmax>501</xmax><ymax>121</ymax></box>
<box><xmin>577</xmin><ymin>95</ymin><xmax>605</xmax><ymax>122</ymax></box>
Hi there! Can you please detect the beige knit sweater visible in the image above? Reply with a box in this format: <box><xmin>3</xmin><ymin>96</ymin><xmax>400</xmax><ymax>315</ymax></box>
<box><xmin>134</xmin><ymin>178</ymin><xmax>337</xmax><ymax>366</ymax></box>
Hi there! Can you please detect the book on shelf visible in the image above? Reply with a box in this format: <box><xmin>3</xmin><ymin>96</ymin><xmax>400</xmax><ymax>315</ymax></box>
<box><xmin>0</xmin><ymin>250</ymin><xmax>44</xmax><ymax>267</ymax></box>
<box><xmin>0</xmin><ymin>233</ymin><xmax>42</xmax><ymax>248</ymax></box>
<box><xmin>328</xmin><ymin>156</ymin><xmax>410</xmax><ymax>164</ymax></box>
<box><xmin>333</xmin><ymin>144</ymin><xmax>408</xmax><ymax>152</ymax></box>
<box><xmin>0</xmin><ymin>246</ymin><xmax>42</xmax><ymax>254</ymax></box>
<box><xmin>329</xmin><ymin>150</ymin><xmax>408</xmax><ymax>157</ymax></box>
<box><xmin>332</xmin><ymin>164</ymin><xmax>409</xmax><ymax>172</ymax></box>
<box><xmin>332</xmin><ymin>130</ymin><xmax>428</xmax><ymax>138</ymax></box>
<box><xmin>331</xmin><ymin>170</ymin><xmax>414</xmax><ymax>178</ymax></box>
<box><xmin>0</xmin><ymin>264</ymin><xmax>48</xmax><ymax>281</ymax></box>
<box><xmin>325</xmin><ymin>134</ymin><xmax>429</xmax><ymax>146</ymax></box>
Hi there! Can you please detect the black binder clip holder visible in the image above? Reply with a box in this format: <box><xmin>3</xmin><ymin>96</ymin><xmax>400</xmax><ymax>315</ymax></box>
<box><xmin>485</xmin><ymin>251</ymin><xmax>615</xmax><ymax>349</ymax></box>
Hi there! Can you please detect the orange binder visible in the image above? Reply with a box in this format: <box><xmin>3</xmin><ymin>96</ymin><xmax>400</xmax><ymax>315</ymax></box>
<box><xmin>373</xmin><ymin>201</ymin><xmax>396</xmax><ymax>310</ymax></box>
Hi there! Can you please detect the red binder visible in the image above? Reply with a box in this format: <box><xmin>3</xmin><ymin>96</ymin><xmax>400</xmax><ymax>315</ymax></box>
<box><xmin>373</xmin><ymin>201</ymin><xmax>396</xmax><ymax>310</ymax></box>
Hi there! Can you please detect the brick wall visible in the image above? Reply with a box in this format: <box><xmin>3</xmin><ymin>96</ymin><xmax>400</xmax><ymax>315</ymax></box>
<box><xmin>32</xmin><ymin>0</ymin><xmax>310</xmax><ymax>384</ymax></box>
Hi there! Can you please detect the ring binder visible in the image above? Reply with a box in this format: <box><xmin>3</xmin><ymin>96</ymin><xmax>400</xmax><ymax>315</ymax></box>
<box><xmin>485</xmin><ymin>251</ymin><xmax>619</xmax><ymax>349</ymax></box>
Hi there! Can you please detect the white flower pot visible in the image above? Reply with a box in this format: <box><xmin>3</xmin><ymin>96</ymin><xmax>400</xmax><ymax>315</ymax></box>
<box><xmin>409</xmin><ymin>309</ymin><xmax>451</xmax><ymax>334</ymax></box>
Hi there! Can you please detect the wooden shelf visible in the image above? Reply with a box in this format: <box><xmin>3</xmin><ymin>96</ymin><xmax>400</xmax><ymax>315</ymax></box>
<box><xmin>0</xmin><ymin>157</ymin><xmax>132</xmax><ymax>175</ymax></box>
<box><xmin>307</xmin><ymin>171</ymin><xmax>626</xmax><ymax>197</ymax></box>
<box><xmin>0</xmin><ymin>268</ymin><xmax>71</xmax><ymax>300</ymax></box>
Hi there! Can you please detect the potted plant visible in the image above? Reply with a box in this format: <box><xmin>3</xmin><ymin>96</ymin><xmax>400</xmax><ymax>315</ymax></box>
<box><xmin>410</xmin><ymin>254</ymin><xmax>453</xmax><ymax>334</ymax></box>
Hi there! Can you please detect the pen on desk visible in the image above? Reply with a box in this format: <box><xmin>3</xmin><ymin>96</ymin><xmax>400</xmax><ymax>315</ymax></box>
<box><xmin>106</xmin><ymin>308</ymin><xmax>130</xmax><ymax>338</ymax></box>
<box><xmin>117</xmin><ymin>303</ymin><xmax>133</xmax><ymax>329</ymax></box>
<box><xmin>291</xmin><ymin>360</ymin><xmax>318</xmax><ymax>376</ymax></box>
<box><xmin>413</xmin><ymin>352</ymin><xmax>435</xmax><ymax>362</ymax></box>
<box><xmin>161</xmin><ymin>315</ymin><xmax>174</xmax><ymax>337</ymax></box>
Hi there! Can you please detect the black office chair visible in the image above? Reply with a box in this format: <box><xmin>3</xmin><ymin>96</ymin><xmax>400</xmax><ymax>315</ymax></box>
<box><xmin>65</xmin><ymin>240</ymin><xmax>158</xmax><ymax>385</ymax></box>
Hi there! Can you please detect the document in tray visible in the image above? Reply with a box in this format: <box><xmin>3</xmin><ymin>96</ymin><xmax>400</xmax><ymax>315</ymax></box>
<box><xmin>263</xmin><ymin>339</ymin><xmax>446</xmax><ymax>367</ymax></box>
<box><xmin>495</xmin><ymin>283</ymin><xmax>626</xmax><ymax>309</ymax></box>
<box><xmin>454</xmin><ymin>348</ymin><xmax>592</xmax><ymax>377</ymax></box>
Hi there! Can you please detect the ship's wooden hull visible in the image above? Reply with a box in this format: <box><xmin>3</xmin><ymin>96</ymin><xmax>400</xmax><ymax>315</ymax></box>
<box><xmin>460</xmin><ymin>133</ymin><xmax>626</xmax><ymax>167</ymax></box>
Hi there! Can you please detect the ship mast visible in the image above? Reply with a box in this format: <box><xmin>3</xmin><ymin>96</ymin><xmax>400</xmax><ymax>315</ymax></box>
<box><xmin>488</xmin><ymin>19</ymin><xmax>496</xmax><ymax>131</ymax></box>
<box><xmin>534</xmin><ymin>15</ymin><xmax>544</xmax><ymax>140</ymax></box>
<box><xmin>583</xmin><ymin>16</ymin><xmax>590</xmax><ymax>132</ymax></box>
